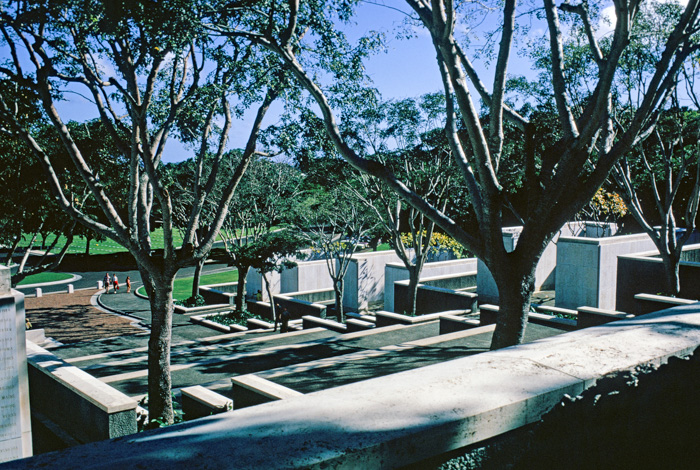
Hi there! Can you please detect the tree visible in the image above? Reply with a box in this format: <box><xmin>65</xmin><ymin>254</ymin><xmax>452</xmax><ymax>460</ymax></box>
<box><xmin>0</xmin><ymin>1</ymin><xmax>285</xmax><ymax>424</ymax></box>
<box><xmin>349</xmin><ymin>96</ymin><xmax>455</xmax><ymax>315</ymax></box>
<box><xmin>300</xmin><ymin>187</ymin><xmax>373</xmax><ymax>322</ymax></box>
<box><xmin>248</xmin><ymin>230</ymin><xmax>305</xmax><ymax>329</ymax></box>
<box><xmin>218</xmin><ymin>157</ymin><xmax>303</xmax><ymax>313</ymax></box>
<box><xmin>613</xmin><ymin>106</ymin><xmax>700</xmax><ymax>295</ymax></box>
<box><xmin>211</xmin><ymin>0</ymin><xmax>700</xmax><ymax>348</ymax></box>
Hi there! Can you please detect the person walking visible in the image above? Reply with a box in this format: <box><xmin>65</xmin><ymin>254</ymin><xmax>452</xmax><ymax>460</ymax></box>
<box><xmin>280</xmin><ymin>307</ymin><xmax>291</xmax><ymax>333</ymax></box>
<box><xmin>104</xmin><ymin>273</ymin><xmax>111</xmax><ymax>293</ymax></box>
<box><xmin>126</xmin><ymin>276</ymin><xmax>131</xmax><ymax>293</ymax></box>
<box><xmin>113</xmin><ymin>274</ymin><xmax>119</xmax><ymax>293</ymax></box>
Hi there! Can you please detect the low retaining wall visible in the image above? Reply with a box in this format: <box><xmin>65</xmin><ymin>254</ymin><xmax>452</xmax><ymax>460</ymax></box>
<box><xmin>616</xmin><ymin>245</ymin><xmax>700</xmax><ymax>313</ymax></box>
<box><xmin>26</xmin><ymin>342</ymin><xmax>138</xmax><ymax>454</ymax></box>
<box><xmin>199</xmin><ymin>284</ymin><xmax>237</xmax><ymax>306</ymax></box>
<box><xmin>394</xmin><ymin>283</ymin><xmax>477</xmax><ymax>315</ymax></box>
<box><xmin>15</xmin><ymin>304</ymin><xmax>700</xmax><ymax>469</ymax></box>
<box><xmin>285</xmin><ymin>288</ymin><xmax>335</xmax><ymax>304</ymax></box>
<box><xmin>272</xmin><ymin>295</ymin><xmax>327</xmax><ymax>320</ymax></box>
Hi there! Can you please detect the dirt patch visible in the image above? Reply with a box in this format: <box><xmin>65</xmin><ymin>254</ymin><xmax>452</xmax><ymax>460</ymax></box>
<box><xmin>25</xmin><ymin>289</ymin><xmax>145</xmax><ymax>344</ymax></box>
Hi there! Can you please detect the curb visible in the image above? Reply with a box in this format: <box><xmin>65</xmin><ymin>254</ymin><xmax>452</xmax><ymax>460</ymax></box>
<box><xmin>94</xmin><ymin>291</ymin><xmax>150</xmax><ymax>331</ymax></box>
<box><xmin>16</xmin><ymin>274</ymin><xmax>83</xmax><ymax>289</ymax></box>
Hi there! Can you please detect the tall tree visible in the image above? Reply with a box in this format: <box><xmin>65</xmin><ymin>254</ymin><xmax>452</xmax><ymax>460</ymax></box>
<box><xmin>349</xmin><ymin>95</ymin><xmax>455</xmax><ymax>315</ymax></box>
<box><xmin>0</xmin><ymin>0</ymin><xmax>284</xmax><ymax>424</ymax></box>
<box><xmin>211</xmin><ymin>0</ymin><xmax>700</xmax><ymax>348</ymax></box>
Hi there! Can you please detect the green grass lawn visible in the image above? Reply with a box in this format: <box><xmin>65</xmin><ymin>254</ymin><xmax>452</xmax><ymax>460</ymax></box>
<box><xmin>32</xmin><ymin>228</ymin><xmax>192</xmax><ymax>256</ymax></box>
<box><xmin>137</xmin><ymin>269</ymin><xmax>239</xmax><ymax>301</ymax></box>
<box><xmin>15</xmin><ymin>272</ymin><xmax>74</xmax><ymax>286</ymax></box>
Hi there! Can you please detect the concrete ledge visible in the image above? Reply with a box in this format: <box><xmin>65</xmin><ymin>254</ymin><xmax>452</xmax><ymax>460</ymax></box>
<box><xmin>535</xmin><ymin>305</ymin><xmax>578</xmax><ymax>318</ymax></box>
<box><xmin>190</xmin><ymin>313</ymin><xmax>232</xmax><ymax>333</ymax></box>
<box><xmin>345</xmin><ymin>318</ymin><xmax>375</xmax><ymax>332</ymax></box>
<box><xmin>345</xmin><ymin>311</ymin><xmax>375</xmax><ymax>323</ymax></box>
<box><xmin>527</xmin><ymin>312</ymin><xmax>578</xmax><ymax>331</ymax></box>
<box><xmin>246</xmin><ymin>318</ymin><xmax>274</xmax><ymax>330</ymax></box>
<box><xmin>633</xmin><ymin>293</ymin><xmax>698</xmax><ymax>315</ymax></box>
<box><xmin>13</xmin><ymin>305</ymin><xmax>700</xmax><ymax>469</ymax></box>
<box><xmin>26</xmin><ymin>342</ymin><xmax>137</xmax><ymax>445</ymax></box>
<box><xmin>181</xmin><ymin>386</ymin><xmax>233</xmax><ymax>421</ymax></box>
<box><xmin>440</xmin><ymin>315</ymin><xmax>481</xmax><ymax>335</ymax></box>
<box><xmin>174</xmin><ymin>304</ymin><xmax>230</xmax><ymax>315</ymax></box>
<box><xmin>479</xmin><ymin>304</ymin><xmax>499</xmax><ymax>325</ymax></box>
<box><xmin>375</xmin><ymin>310</ymin><xmax>450</xmax><ymax>328</ymax></box>
<box><xmin>577</xmin><ymin>306</ymin><xmax>634</xmax><ymax>329</ymax></box>
<box><xmin>231</xmin><ymin>375</ymin><xmax>303</xmax><ymax>409</ymax></box>
<box><xmin>302</xmin><ymin>316</ymin><xmax>346</xmax><ymax>333</ymax></box>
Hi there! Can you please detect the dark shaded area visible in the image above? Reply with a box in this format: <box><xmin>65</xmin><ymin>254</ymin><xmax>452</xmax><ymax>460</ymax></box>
<box><xmin>424</xmin><ymin>345</ymin><xmax>700</xmax><ymax>470</ymax></box>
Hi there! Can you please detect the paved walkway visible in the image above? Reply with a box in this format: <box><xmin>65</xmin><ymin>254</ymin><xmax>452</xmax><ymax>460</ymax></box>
<box><xmin>25</xmin><ymin>289</ymin><xmax>146</xmax><ymax>344</ymax></box>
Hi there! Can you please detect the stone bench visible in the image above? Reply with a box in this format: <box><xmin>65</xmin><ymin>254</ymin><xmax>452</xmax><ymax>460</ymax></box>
<box><xmin>346</xmin><ymin>318</ymin><xmax>375</xmax><ymax>333</ymax></box>
<box><xmin>577</xmin><ymin>306</ymin><xmax>634</xmax><ymax>329</ymax></box>
<box><xmin>633</xmin><ymin>293</ymin><xmax>698</xmax><ymax>315</ymax></box>
<box><xmin>302</xmin><ymin>316</ymin><xmax>347</xmax><ymax>333</ymax></box>
<box><xmin>231</xmin><ymin>375</ymin><xmax>303</xmax><ymax>409</ymax></box>
<box><xmin>439</xmin><ymin>314</ymin><xmax>480</xmax><ymax>335</ymax></box>
<box><xmin>181</xmin><ymin>385</ymin><xmax>233</xmax><ymax>421</ymax></box>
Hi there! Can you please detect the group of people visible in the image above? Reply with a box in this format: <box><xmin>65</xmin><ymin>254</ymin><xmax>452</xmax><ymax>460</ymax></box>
<box><xmin>103</xmin><ymin>273</ymin><xmax>131</xmax><ymax>294</ymax></box>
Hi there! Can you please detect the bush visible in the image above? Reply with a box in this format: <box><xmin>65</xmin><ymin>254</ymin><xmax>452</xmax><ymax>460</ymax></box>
<box><xmin>208</xmin><ymin>309</ymin><xmax>263</xmax><ymax>327</ymax></box>
<box><xmin>174</xmin><ymin>294</ymin><xmax>206</xmax><ymax>308</ymax></box>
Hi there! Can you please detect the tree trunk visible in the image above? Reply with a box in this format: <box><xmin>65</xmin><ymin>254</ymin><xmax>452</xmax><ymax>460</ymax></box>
<box><xmin>18</xmin><ymin>229</ymin><xmax>40</xmax><ymax>274</ymax></box>
<box><xmin>235</xmin><ymin>266</ymin><xmax>249</xmax><ymax>313</ymax></box>
<box><xmin>263</xmin><ymin>273</ymin><xmax>277</xmax><ymax>329</ymax></box>
<box><xmin>406</xmin><ymin>266</ymin><xmax>420</xmax><ymax>316</ymax></box>
<box><xmin>5</xmin><ymin>233</ymin><xmax>22</xmax><ymax>266</ymax></box>
<box><xmin>191</xmin><ymin>257</ymin><xmax>204</xmax><ymax>299</ymax></box>
<box><xmin>660</xmin><ymin>252</ymin><xmax>681</xmax><ymax>296</ymax></box>
<box><xmin>489</xmin><ymin>262</ymin><xmax>536</xmax><ymax>350</ymax></box>
<box><xmin>85</xmin><ymin>237</ymin><xmax>91</xmax><ymax>255</ymax></box>
<box><xmin>333</xmin><ymin>278</ymin><xmax>344</xmax><ymax>322</ymax></box>
<box><xmin>143</xmin><ymin>271</ymin><xmax>175</xmax><ymax>426</ymax></box>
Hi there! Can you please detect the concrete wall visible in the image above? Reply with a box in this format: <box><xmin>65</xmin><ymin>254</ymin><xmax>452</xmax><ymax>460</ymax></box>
<box><xmin>477</xmin><ymin>222</ymin><xmax>616</xmax><ymax>305</ymax></box>
<box><xmin>281</xmin><ymin>260</ymin><xmax>333</xmax><ymax>293</ymax></box>
<box><xmin>384</xmin><ymin>258</ymin><xmax>477</xmax><ymax>312</ymax></box>
<box><xmin>13</xmin><ymin>304</ymin><xmax>700</xmax><ymax>469</ymax></box>
<box><xmin>343</xmin><ymin>251</ymin><xmax>402</xmax><ymax>311</ymax></box>
<box><xmin>394</xmin><ymin>283</ymin><xmax>478</xmax><ymax>315</ymax></box>
<box><xmin>556</xmin><ymin>232</ymin><xmax>657</xmax><ymax>310</ymax></box>
<box><xmin>0</xmin><ymin>269</ymin><xmax>32</xmax><ymax>462</ymax></box>
<box><xmin>616</xmin><ymin>244</ymin><xmax>700</xmax><ymax>313</ymax></box>
<box><xmin>26</xmin><ymin>342</ymin><xmax>137</xmax><ymax>454</ymax></box>
<box><xmin>246</xmin><ymin>270</ymin><xmax>281</xmax><ymax>302</ymax></box>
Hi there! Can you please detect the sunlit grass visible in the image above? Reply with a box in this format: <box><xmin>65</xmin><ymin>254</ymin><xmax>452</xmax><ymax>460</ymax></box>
<box><xmin>137</xmin><ymin>268</ymin><xmax>239</xmax><ymax>301</ymax></box>
<box><xmin>15</xmin><ymin>272</ymin><xmax>74</xmax><ymax>285</ymax></box>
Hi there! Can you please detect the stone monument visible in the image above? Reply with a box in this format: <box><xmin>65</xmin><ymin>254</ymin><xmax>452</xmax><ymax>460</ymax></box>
<box><xmin>0</xmin><ymin>266</ymin><xmax>32</xmax><ymax>463</ymax></box>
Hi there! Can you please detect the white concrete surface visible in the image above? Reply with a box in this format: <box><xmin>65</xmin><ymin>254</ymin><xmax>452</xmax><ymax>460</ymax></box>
<box><xmin>477</xmin><ymin>222</ymin><xmax>616</xmax><ymax>304</ymax></box>
<box><xmin>246</xmin><ymin>270</ymin><xmax>282</xmax><ymax>302</ymax></box>
<box><xmin>12</xmin><ymin>303</ymin><xmax>700</xmax><ymax>469</ymax></box>
<box><xmin>384</xmin><ymin>258</ymin><xmax>478</xmax><ymax>312</ymax></box>
<box><xmin>281</xmin><ymin>260</ymin><xmax>333</xmax><ymax>293</ymax></box>
<box><xmin>0</xmin><ymin>268</ymin><xmax>32</xmax><ymax>462</ymax></box>
<box><xmin>555</xmin><ymin>232</ymin><xmax>657</xmax><ymax>310</ymax></box>
<box><xmin>343</xmin><ymin>251</ymin><xmax>402</xmax><ymax>310</ymax></box>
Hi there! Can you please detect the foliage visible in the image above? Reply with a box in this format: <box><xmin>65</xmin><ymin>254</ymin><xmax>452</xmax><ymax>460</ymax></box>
<box><xmin>174</xmin><ymin>295</ymin><xmax>206</xmax><ymax>308</ymax></box>
<box><xmin>398</xmin><ymin>231</ymin><xmax>471</xmax><ymax>260</ymax></box>
<box><xmin>576</xmin><ymin>188</ymin><xmax>628</xmax><ymax>225</ymax></box>
<box><xmin>208</xmin><ymin>309</ymin><xmax>263</xmax><ymax>328</ymax></box>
